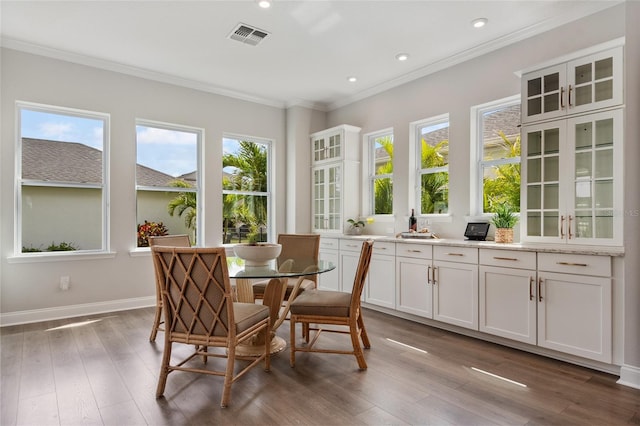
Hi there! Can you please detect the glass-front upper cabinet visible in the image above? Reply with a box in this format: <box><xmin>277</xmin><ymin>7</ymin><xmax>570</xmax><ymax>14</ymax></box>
<box><xmin>521</xmin><ymin>109</ymin><xmax>622</xmax><ymax>245</ymax></box>
<box><xmin>313</xmin><ymin>132</ymin><xmax>341</xmax><ymax>163</ymax></box>
<box><xmin>522</xmin><ymin>46</ymin><xmax>623</xmax><ymax>124</ymax></box>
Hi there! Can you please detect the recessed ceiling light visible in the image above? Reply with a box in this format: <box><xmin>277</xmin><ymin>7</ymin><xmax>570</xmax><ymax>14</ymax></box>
<box><xmin>257</xmin><ymin>0</ymin><xmax>271</xmax><ymax>9</ymax></box>
<box><xmin>347</xmin><ymin>76</ymin><xmax>357</xmax><ymax>83</ymax></box>
<box><xmin>395</xmin><ymin>53</ymin><xmax>410</xmax><ymax>61</ymax></box>
<box><xmin>472</xmin><ymin>18</ymin><xmax>488</xmax><ymax>28</ymax></box>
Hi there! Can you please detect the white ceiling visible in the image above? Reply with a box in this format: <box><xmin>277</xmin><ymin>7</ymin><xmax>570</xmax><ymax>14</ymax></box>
<box><xmin>0</xmin><ymin>0</ymin><xmax>621</xmax><ymax>110</ymax></box>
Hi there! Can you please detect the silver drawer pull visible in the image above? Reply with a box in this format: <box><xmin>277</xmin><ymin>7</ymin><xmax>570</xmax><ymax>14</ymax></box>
<box><xmin>493</xmin><ymin>256</ymin><xmax>518</xmax><ymax>261</ymax></box>
<box><xmin>377</xmin><ymin>247</ymin><xmax>387</xmax><ymax>250</ymax></box>
<box><xmin>346</xmin><ymin>244</ymin><xmax>359</xmax><ymax>248</ymax></box>
<box><xmin>446</xmin><ymin>253</ymin><xmax>464</xmax><ymax>256</ymax></box>
<box><xmin>557</xmin><ymin>261</ymin><xmax>588</xmax><ymax>267</ymax></box>
<box><xmin>408</xmin><ymin>249</ymin><xmax>423</xmax><ymax>253</ymax></box>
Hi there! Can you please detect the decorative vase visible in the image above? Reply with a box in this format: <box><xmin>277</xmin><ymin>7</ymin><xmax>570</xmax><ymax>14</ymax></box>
<box><xmin>348</xmin><ymin>226</ymin><xmax>362</xmax><ymax>235</ymax></box>
<box><xmin>233</xmin><ymin>243</ymin><xmax>282</xmax><ymax>266</ymax></box>
<box><xmin>494</xmin><ymin>228</ymin><xmax>514</xmax><ymax>244</ymax></box>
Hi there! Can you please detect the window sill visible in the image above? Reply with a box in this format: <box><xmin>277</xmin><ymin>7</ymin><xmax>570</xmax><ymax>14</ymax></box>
<box><xmin>7</xmin><ymin>251</ymin><xmax>117</xmax><ymax>264</ymax></box>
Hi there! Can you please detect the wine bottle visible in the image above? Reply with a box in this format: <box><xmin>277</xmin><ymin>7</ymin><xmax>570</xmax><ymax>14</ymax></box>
<box><xmin>409</xmin><ymin>208</ymin><xmax>417</xmax><ymax>231</ymax></box>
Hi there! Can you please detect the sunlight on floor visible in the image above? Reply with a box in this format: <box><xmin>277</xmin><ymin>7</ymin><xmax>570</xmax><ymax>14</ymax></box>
<box><xmin>46</xmin><ymin>317</ymin><xmax>111</xmax><ymax>331</ymax></box>
<box><xmin>470</xmin><ymin>366</ymin><xmax>528</xmax><ymax>388</ymax></box>
<box><xmin>385</xmin><ymin>338</ymin><xmax>428</xmax><ymax>354</ymax></box>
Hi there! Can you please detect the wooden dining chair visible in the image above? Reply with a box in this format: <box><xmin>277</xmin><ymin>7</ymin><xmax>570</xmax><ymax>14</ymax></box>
<box><xmin>148</xmin><ymin>234</ymin><xmax>191</xmax><ymax>342</ymax></box>
<box><xmin>152</xmin><ymin>246</ymin><xmax>271</xmax><ymax>408</ymax></box>
<box><xmin>289</xmin><ymin>239</ymin><xmax>374</xmax><ymax>369</ymax></box>
<box><xmin>252</xmin><ymin>233</ymin><xmax>321</xmax><ymax>301</ymax></box>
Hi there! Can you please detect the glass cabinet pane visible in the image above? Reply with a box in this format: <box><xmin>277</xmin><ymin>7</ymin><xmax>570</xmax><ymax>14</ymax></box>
<box><xmin>528</xmin><ymin>158</ymin><xmax>541</xmax><ymax>183</ymax></box>
<box><xmin>527</xmin><ymin>131</ymin><xmax>542</xmax><ymax>155</ymax></box>
<box><xmin>574</xmin><ymin>63</ymin><xmax>592</xmax><ymax>85</ymax></box>
<box><xmin>544</xmin><ymin>156</ymin><xmax>559</xmax><ymax>181</ymax></box>
<box><xmin>527</xmin><ymin>212</ymin><xmax>541</xmax><ymax>236</ymax></box>
<box><xmin>574</xmin><ymin>212</ymin><xmax>593</xmax><ymax>238</ymax></box>
<box><xmin>595</xmin><ymin>180</ymin><xmax>613</xmax><ymax>208</ymax></box>
<box><xmin>595</xmin><ymin>80</ymin><xmax>613</xmax><ymax>102</ymax></box>
<box><xmin>527</xmin><ymin>185</ymin><xmax>541</xmax><ymax>209</ymax></box>
<box><xmin>528</xmin><ymin>77</ymin><xmax>542</xmax><ymax>96</ymax></box>
<box><xmin>575</xmin><ymin>151</ymin><xmax>592</xmax><ymax>178</ymax></box>
<box><xmin>543</xmin><ymin>212</ymin><xmax>559</xmax><ymax>237</ymax></box>
<box><xmin>595</xmin><ymin>118</ymin><xmax>614</xmax><ymax>146</ymax></box>
<box><xmin>544</xmin><ymin>183</ymin><xmax>559</xmax><ymax>209</ymax></box>
<box><xmin>595</xmin><ymin>149</ymin><xmax>613</xmax><ymax>179</ymax></box>
<box><xmin>595</xmin><ymin>211</ymin><xmax>614</xmax><ymax>238</ymax></box>
<box><xmin>544</xmin><ymin>129</ymin><xmax>560</xmax><ymax>153</ymax></box>
<box><xmin>575</xmin><ymin>178</ymin><xmax>592</xmax><ymax>208</ymax></box>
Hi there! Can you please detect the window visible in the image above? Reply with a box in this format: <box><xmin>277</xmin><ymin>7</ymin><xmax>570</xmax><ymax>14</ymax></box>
<box><xmin>472</xmin><ymin>96</ymin><xmax>521</xmax><ymax>215</ymax></box>
<box><xmin>136</xmin><ymin>121</ymin><xmax>201</xmax><ymax>247</ymax></box>
<box><xmin>413</xmin><ymin>115</ymin><xmax>449</xmax><ymax>215</ymax></box>
<box><xmin>366</xmin><ymin>129</ymin><xmax>393</xmax><ymax>215</ymax></box>
<box><xmin>18</xmin><ymin>102</ymin><xmax>108</xmax><ymax>254</ymax></box>
<box><xmin>222</xmin><ymin>135</ymin><xmax>272</xmax><ymax>244</ymax></box>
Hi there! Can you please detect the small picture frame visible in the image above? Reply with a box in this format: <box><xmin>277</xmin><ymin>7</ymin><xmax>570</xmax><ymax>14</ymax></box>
<box><xmin>464</xmin><ymin>222</ymin><xmax>490</xmax><ymax>241</ymax></box>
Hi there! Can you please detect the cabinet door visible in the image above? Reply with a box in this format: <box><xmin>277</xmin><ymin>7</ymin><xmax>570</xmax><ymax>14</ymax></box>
<box><xmin>521</xmin><ymin>121</ymin><xmax>566</xmax><ymax>242</ymax></box>
<box><xmin>318</xmin><ymin>249</ymin><xmax>339</xmax><ymax>291</ymax></box>
<box><xmin>312</xmin><ymin>131</ymin><xmax>342</xmax><ymax>163</ymax></box>
<box><xmin>396</xmin><ymin>256</ymin><xmax>432</xmax><ymax>318</ymax></box>
<box><xmin>433</xmin><ymin>260</ymin><xmax>478</xmax><ymax>330</ymax></box>
<box><xmin>537</xmin><ymin>272</ymin><xmax>611</xmax><ymax>363</ymax></box>
<box><xmin>479</xmin><ymin>265</ymin><xmax>536</xmax><ymax>344</ymax></box>
<box><xmin>522</xmin><ymin>63</ymin><xmax>567</xmax><ymax>124</ymax></box>
<box><xmin>312</xmin><ymin>164</ymin><xmax>342</xmax><ymax>232</ymax></box>
<box><xmin>366</xmin><ymin>254</ymin><xmax>395</xmax><ymax>308</ymax></box>
<box><xmin>566</xmin><ymin>109</ymin><xmax>623</xmax><ymax>245</ymax></box>
<box><xmin>340</xmin><ymin>248</ymin><xmax>361</xmax><ymax>295</ymax></box>
<box><xmin>567</xmin><ymin>47</ymin><xmax>623</xmax><ymax>116</ymax></box>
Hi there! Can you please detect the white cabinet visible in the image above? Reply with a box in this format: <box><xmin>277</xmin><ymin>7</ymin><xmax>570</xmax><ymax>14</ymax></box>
<box><xmin>432</xmin><ymin>246</ymin><xmax>479</xmax><ymax>330</ymax></box>
<box><xmin>521</xmin><ymin>108</ymin><xmax>623</xmax><ymax>246</ymax></box>
<box><xmin>479</xmin><ymin>249</ymin><xmax>537</xmax><ymax>344</ymax></box>
<box><xmin>311</xmin><ymin>125</ymin><xmax>361</xmax><ymax>233</ymax></box>
<box><xmin>318</xmin><ymin>237</ymin><xmax>340</xmax><ymax>291</ymax></box>
<box><xmin>522</xmin><ymin>46</ymin><xmax>623</xmax><ymax>124</ymax></box>
<box><xmin>366</xmin><ymin>241</ymin><xmax>395</xmax><ymax>309</ymax></box>
<box><xmin>339</xmin><ymin>239</ymin><xmax>364</xmax><ymax>294</ymax></box>
<box><xmin>395</xmin><ymin>243</ymin><xmax>433</xmax><ymax>318</ymax></box>
<box><xmin>537</xmin><ymin>252</ymin><xmax>612</xmax><ymax>363</ymax></box>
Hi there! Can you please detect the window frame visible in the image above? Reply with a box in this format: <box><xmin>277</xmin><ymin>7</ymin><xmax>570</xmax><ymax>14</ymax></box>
<box><xmin>409</xmin><ymin>113</ymin><xmax>450</xmax><ymax>218</ymax></box>
<box><xmin>222</xmin><ymin>133</ymin><xmax>274</xmax><ymax>244</ymax></box>
<box><xmin>362</xmin><ymin>128</ymin><xmax>394</xmax><ymax>217</ymax></box>
<box><xmin>14</xmin><ymin>101</ymin><xmax>111</xmax><ymax>258</ymax></box>
<box><xmin>135</xmin><ymin>119</ymin><xmax>203</xmax><ymax>249</ymax></box>
<box><xmin>470</xmin><ymin>95</ymin><xmax>521</xmax><ymax>217</ymax></box>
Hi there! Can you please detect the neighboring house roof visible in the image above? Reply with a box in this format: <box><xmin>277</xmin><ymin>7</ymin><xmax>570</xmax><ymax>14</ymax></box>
<box><xmin>22</xmin><ymin>138</ymin><xmax>175</xmax><ymax>187</ymax></box>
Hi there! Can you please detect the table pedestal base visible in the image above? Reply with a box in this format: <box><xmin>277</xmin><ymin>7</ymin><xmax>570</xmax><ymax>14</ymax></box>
<box><xmin>236</xmin><ymin>335</ymin><xmax>286</xmax><ymax>357</ymax></box>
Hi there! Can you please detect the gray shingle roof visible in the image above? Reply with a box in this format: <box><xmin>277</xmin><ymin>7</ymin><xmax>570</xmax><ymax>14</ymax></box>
<box><xmin>22</xmin><ymin>138</ymin><xmax>176</xmax><ymax>186</ymax></box>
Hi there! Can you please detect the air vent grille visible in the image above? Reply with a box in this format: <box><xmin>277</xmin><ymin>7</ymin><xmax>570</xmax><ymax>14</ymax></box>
<box><xmin>228</xmin><ymin>23</ymin><xmax>270</xmax><ymax>46</ymax></box>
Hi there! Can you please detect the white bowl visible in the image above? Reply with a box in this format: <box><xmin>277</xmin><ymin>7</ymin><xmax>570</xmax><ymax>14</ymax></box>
<box><xmin>233</xmin><ymin>243</ymin><xmax>282</xmax><ymax>266</ymax></box>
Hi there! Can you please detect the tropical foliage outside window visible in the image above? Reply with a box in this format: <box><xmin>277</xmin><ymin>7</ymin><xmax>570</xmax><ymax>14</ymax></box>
<box><xmin>223</xmin><ymin>137</ymin><xmax>271</xmax><ymax>244</ymax></box>
<box><xmin>135</xmin><ymin>122</ymin><xmax>200</xmax><ymax>246</ymax></box>
<box><xmin>478</xmin><ymin>100</ymin><xmax>521</xmax><ymax>214</ymax></box>
<box><xmin>369</xmin><ymin>132</ymin><xmax>393</xmax><ymax>215</ymax></box>
<box><xmin>18</xmin><ymin>103</ymin><xmax>108</xmax><ymax>253</ymax></box>
<box><xmin>416</xmin><ymin>117</ymin><xmax>449</xmax><ymax>214</ymax></box>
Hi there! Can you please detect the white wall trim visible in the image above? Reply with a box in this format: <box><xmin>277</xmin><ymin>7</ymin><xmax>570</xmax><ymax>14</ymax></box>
<box><xmin>0</xmin><ymin>296</ymin><xmax>155</xmax><ymax>327</ymax></box>
<box><xmin>617</xmin><ymin>364</ymin><xmax>640</xmax><ymax>389</ymax></box>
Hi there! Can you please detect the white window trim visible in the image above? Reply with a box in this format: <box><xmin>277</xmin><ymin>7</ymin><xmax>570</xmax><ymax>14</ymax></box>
<box><xmin>13</xmin><ymin>101</ymin><xmax>111</xmax><ymax>258</ymax></box>
<box><xmin>409</xmin><ymin>113</ymin><xmax>451</xmax><ymax>220</ymax></box>
<box><xmin>134</xmin><ymin>119</ymin><xmax>204</xmax><ymax>251</ymax></box>
<box><xmin>362</xmin><ymin>128</ymin><xmax>394</xmax><ymax>218</ymax></box>
<box><xmin>222</xmin><ymin>133</ymin><xmax>275</xmax><ymax>244</ymax></box>
<box><xmin>469</xmin><ymin>94</ymin><xmax>520</xmax><ymax>219</ymax></box>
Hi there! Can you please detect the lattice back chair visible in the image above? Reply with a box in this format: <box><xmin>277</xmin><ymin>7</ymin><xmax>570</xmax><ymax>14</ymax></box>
<box><xmin>289</xmin><ymin>239</ymin><xmax>374</xmax><ymax>369</ymax></box>
<box><xmin>152</xmin><ymin>246</ymin><xmax>271</xmax><ymax>408</ymax></box>
<box><xmin>148</xmin><ymin>234</ymin><xmax>191</xmax><ymax>342</ymax></box>
<box><xmin>252</xmin><ymin>233</ymin><xmax>321</xmax><ymax>301</ymax></box>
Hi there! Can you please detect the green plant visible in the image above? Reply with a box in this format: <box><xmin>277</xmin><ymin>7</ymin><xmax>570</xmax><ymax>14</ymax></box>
<box><xmin>347</xmin><ymin>218</ymin><xmax>366</xmax><ymax>228</ymax></box>
<box><xmin>137</xmin><ymin>220</ymin><xmax>169</xmax><ymax>247</ymax></box>
<box><xmin>491</xmin><ymin>203</ymin><xmax>519</xmax><ymax>229</ymax></box>
<box><xmin>46</xmin><ymin>241</ymin><xmax>78</xmax><ymax>251</ymax></box>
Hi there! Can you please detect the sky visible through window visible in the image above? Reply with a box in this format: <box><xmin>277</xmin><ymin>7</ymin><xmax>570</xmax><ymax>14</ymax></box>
<box><xmin>22</xmin><ymin>110</ymin><xmax>242</xmax><ymax>178</ymax></box>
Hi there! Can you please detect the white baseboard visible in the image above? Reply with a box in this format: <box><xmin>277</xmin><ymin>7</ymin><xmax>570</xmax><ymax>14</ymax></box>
<box><xmin>617</xmin><ymin>364</ymin><xmax>640</xmax><ymax>389</ymax></box>
<box><xmin>0</xmin><ymin>296</ymin><xmax>156</xmax><ymax>327</ymax></box>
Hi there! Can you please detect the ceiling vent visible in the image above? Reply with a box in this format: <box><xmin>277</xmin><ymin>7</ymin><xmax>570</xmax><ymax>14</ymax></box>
<box><xmin>228</xmin><ymin>23</ymin><xmax>269</xmax><ymax>46</ymax></box>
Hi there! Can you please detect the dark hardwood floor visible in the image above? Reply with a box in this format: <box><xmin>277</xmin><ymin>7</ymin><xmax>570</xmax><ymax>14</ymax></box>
<box><xmin>1</xmin><ymin>307</ymin><xmax>639</xmax><ymax>425</ymax></box>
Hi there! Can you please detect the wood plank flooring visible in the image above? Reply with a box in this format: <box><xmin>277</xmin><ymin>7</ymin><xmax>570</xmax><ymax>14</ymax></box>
<box><xmin>1</xmin><ymin>307</ymin><xmax>639</xmax><ymax>425</ymax></box>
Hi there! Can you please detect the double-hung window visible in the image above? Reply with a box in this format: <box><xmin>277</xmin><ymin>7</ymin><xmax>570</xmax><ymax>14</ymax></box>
<box><xmin>222</xmin><ymin>135</ymin><xmax>273</xmax><ymax>244</ymax></box>
<box><xmin>471</xmin><ymin>96</ymin><xmax>521</xmax><ymax>215</ymax></box>
<box><xmin>365</xmin><ymin>129</ymin><xmax>393</xmax><ymax>215</ymax></box>
<box><xmin>135</xmin><ymin>120</ymin><xmax>201</xmax><ymax>246</ymax></box>
<box><xmin>18</xmin><ymin>102</ymin><xmax>109</xmax><ymax>254</ymax></box>
<box><xmin>412</xmin><ymin>114</ymin><xmax>450</xmax><ymax>215</ymax></box>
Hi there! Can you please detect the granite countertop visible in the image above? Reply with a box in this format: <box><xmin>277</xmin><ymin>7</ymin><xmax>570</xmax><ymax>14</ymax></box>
<box><xmin>327</xmin><ymin>234</ymin><xmax>625</xmax><ymax>257</ymax></box>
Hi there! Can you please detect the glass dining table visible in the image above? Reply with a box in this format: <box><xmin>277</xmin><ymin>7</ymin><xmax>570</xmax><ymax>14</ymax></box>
<box><xmin>227</xmin><ymin>256</ymin><xmax>336</xmax><ymax>355</ymax></box>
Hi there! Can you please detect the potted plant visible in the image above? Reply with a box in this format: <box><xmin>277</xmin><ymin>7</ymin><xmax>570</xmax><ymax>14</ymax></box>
<box><xmin>346</xmin><ymin>218</ymin><xmax>366</xmax><ymax>235</ymax></box>
<box><xmin>233</xmin><ymin>211</ymin><xmax>281</xmax><ymax>266</ymax></box>
<box><xmin>491</xmin><ymin>203</ymin><xmax>518</xmax><ymax>243</ymax></box>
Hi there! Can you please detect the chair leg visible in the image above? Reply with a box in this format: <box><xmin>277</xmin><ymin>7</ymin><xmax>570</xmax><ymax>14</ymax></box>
<box><xmin>221</xmin><ymin>345</ymin><xmax>236</xmax><ymax>408</ymax></box>
<box><xmin>149</xmin><ymin>304</ymin><xmax>162</xmax><ymax>342</ymax></box>
<box><xmin>289</xmin><ymin>315</ymin><xmax>297</xmax><ymax>367</ymax></box>
<box><xmin>357</xmin><ymin>313</ymin><xmax>371</xmax><ymax>349</ymax></box>
<box><xmin>349</xmin><ymin>320</ymin><xmax>367</xmax><ymax>370</ymax></box>
<box><xmin>155</xmin><ymin>340</ymin><xmax>172</xmax><ymax>398</ymax></box>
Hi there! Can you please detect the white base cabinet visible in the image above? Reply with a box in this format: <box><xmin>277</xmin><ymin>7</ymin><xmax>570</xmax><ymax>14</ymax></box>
<box><xmin>318</xmin><ymin>237</ymin><xmax>340</xmax><ymax>291</ymax></box>
<box><xmin>339</xmin><ymin>239</ymin><xmax>364</xmax><ymax>294</ymax></box>
<box><xmin>395</xmin><ymin>243</ymin><xmax>433</xmax><ymax>318</ymax></box>
<box><xmin>366</xmin><ymin>241</ymin><xmax>396</xmax><ymax>309</ymax></box>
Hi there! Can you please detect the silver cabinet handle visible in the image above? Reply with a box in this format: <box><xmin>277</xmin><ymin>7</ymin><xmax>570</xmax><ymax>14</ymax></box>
<box><xmin>556</xmin><ymin>261</ymin><xmax>588</xmax><ymax>267</ymax></box>
<box><xmin>446</xmin><ymin>253</ymin><xmax>464</xmax><ymax>256</ymax></box>
<box><xmin>427</xmin><ymin>265</ymin><xmax>431</xmax><ymax>284</ymax></box>
<box><xmin>493</xmin><ymin>256</ymin><xmax>518</xmax><ymax>261</ymax></box>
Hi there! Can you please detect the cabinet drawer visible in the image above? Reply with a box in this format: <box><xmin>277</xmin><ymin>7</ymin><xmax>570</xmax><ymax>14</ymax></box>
<box><xmin>480</xmin><ymin>249</ymin><xmax>536</xmax><ymax>270</ymax></box>
<box><xmin>396</xmin><ymin>243</ymin><xmax>432</xmax><ymax>260</ymax></box>
<box><xmin>319</xmin><ymin>238</ymin><xmax>339</xmax><ymax>250</ymax></box>
<box><xmin>538</xmin><ymin>252</ymin><xmax>611</xmax><ymax>277</ymax></box>
<box><xmin>340</xmin><ymin>239</ymin><xmax>364</xmax><ymax>252</ymax></box>
<box><xmin>372</xmin><ymin>241</ymin><xmax>395</xmax><ymax>256</ymax></box>
<box><xmin>434</xmin><ymin>246</ymin><xmax>478</xmax><ymax>264</ymax></box>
